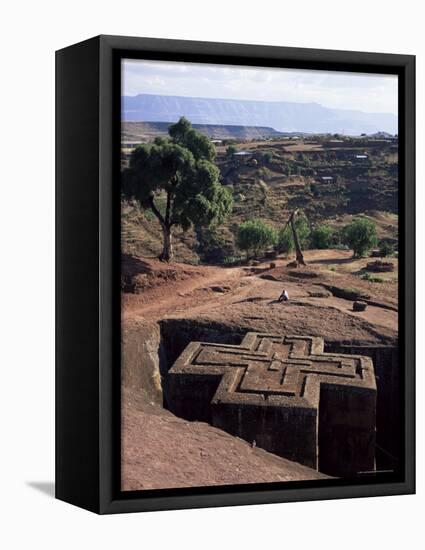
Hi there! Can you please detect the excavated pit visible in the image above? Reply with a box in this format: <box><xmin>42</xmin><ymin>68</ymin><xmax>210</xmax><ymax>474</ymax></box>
<box><xmin>324</xmin><ymin>341</ymin><xmax>400</xmax><ymax>472</ymax></box>
<box><xmin>122</xmin><ymin>317</ymin><xmax>400</xmax><ymax>476</ymax></box>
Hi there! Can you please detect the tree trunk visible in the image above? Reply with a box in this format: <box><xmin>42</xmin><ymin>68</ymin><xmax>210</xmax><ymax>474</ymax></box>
<box><xmin>290</xmin><ymin>218</ymin><xmax>306</xmax><ymax>266</ymax></box>
<box><xmin>159</xmin><ymin>224</ymin><xmax>173</xmax><ymax>262</ymax></box>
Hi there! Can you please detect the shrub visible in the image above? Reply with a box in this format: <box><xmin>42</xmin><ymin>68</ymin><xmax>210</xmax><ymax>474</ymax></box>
<box><xmin>343</xmin><ymin>217</ymin><xmax>377</xmax><ymax>257</ymax></box>
<box><xmin>223</xmin><ymin>255</ymin><xmax>241</xmax><ymax>266</ymax></box>
<box><xmin>236</xmin><ymin>219</ymin><xmax>277</xmax><ymax>259</ymax></box>
<box><xmin>378</xmin><ymin>239</ymin><xmax>395</xmax><ymax>257</ymax></box>
<box><xmin>234</xmin><ymin>193</ymin><xmax>246</xmax><ymax>202</ymax></box>
<box><xmin>226</xmin><ymin>145</ymin><xmax>237</xmax><ymax>158</ymax></box>
<box><xmin>196</xmin><ymin>227</ymin><xmax>236</xmax><ymax>265</ymax></box>
<box><xmin>282</xmin><ymin>163</ymin><xmax>292</xmax><ymax>176</ymax></box>
<box><xmin>257</xmin><ymin>167</ymin><xmax>272</xmax><ymax>180</ymax></box>
<box><xmin>311</xmin><ymin>225</ymin><xmax>334</xmax><ymax>249</ymax></box>
<box><xmin>361</xmin><ymin>273</ymin><xmax>385</xmax><ymax>283</ymax></box>
<box><xmin>263</xmin><ymin>151</ymin><xmax>273</xmax><ymax>163</ymax></box>
<box><xmin>277</xmin><ymin>225</ymin><xmax>294</xmax><ymax>255</ymax></box>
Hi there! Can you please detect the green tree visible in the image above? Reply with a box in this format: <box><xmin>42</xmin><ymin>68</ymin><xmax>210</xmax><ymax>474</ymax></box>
<box><xmin>277</xmin><ymin>213</ymin><xmax>310</xmax><ymax>254</ymax></box>
<box><xmin>277</xmin><ymin>225</ymin><xmax>294</xmax><ymax>255</ymax></box>
<box><xmin>311</xmin><ymin>225</ymin><xmax>334</xmax><ymax>249</ymax></box>
<box><xmin>236</xmin><ymin>219</ymin><xmax>277</xmax><ymax>259</ymax></box>
<box><xmin>343</xmin><ymin>217</ymin><xmax>377</xmax><ymax>257</ymax></box>
<box><xmin>282</xmin><ymin>162</ymin><xmax>292</xmax><ymax>176</ymax></box>
<box><xmin>263</xmin><ymin>151</ymin><xmax>273</xmax><ymax>163</ymax></box>
<box><xmin>123</xmin><ymin>117</ymin><xmax>232</xmax><ymax>261</ymax></box>
<box><xmin>378</xmin><ymin>239</ymin><xmax>395</xmax><ymax>257</ymax></box>
<box><xmin>226</xmin><ymin>145</ymin><xmax>237</xmax><ymax>158</ymax></box>
<box><xmin>195</xmin><ymin>227</ymin><xmax>235</xmax><ymax>265</ymax></box>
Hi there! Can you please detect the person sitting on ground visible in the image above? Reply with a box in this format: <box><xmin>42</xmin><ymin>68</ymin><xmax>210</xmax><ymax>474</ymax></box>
<box><xmin>278</xmin><ymin>289</ymin><xmax>289</xmax><ymax>302</ymax></box>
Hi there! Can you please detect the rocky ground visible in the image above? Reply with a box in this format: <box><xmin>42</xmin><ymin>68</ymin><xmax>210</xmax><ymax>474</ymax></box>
<box><xmin>122</xmin><ymin>249</ymin><xmax>397</xmax><ymax>343</ymax></box>
<box><xmin>122</xmin><ymin>386</ymin><xmax>328</xmax><ymax>491</ymax></box>
<box><xmin>121</xmin><ymin>249</ymin><xmax>398</xmax><ymax>491</ymax></box>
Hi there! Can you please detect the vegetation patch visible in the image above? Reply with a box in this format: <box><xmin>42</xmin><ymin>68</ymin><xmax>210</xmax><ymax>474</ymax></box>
<box><xmin>342</xmin><ymin>217</ymin><xmax>378</xmax><ymax>258</ymax></box>
<box><xmin>236</xmin><ymin>219</ymin><xmax>277</xmax><ymax>259</ymax></box>
<box><xmin>361</xmin><ymin>273</ymin><xmax>385</xmax><ymax>283</ymax></box>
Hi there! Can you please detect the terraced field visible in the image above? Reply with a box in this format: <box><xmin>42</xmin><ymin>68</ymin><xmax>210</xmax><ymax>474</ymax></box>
<box><xmin>122</xmin><ymin>136</ymin><xmax>398</xmax><ymax>264</ymax></box>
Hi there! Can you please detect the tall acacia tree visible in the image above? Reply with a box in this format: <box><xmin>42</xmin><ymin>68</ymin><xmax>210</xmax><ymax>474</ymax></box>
<box><xmin>123</xmin><ymin>118</ymin><xmax>233</xmax><ymax>261</ymax></box>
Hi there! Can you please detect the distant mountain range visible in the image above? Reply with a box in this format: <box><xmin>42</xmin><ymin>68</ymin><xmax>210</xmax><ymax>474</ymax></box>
<box><xmin>122</xmin><ymin>93</ymin><xmax>398</xmax><ymax>136</ymax></box>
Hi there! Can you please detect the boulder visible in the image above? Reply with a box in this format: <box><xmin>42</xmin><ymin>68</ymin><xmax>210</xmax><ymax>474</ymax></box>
<box><xmin>366</xmin><ymin>260</ymin><xmax>394</xmax><ymax>273</ymax></box>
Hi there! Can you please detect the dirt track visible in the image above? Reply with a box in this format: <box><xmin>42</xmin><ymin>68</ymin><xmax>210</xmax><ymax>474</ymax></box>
<box><xmin>122</xmin><ymin>249</ymin><xmax>398</xmax><ymax>338</ymax></box>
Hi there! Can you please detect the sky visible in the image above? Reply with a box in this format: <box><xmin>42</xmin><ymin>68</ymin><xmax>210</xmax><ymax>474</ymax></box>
<box><xmin>122</xmin><ymin>59</ymin><xmax>398</xmax><ymax>115</ymax></box>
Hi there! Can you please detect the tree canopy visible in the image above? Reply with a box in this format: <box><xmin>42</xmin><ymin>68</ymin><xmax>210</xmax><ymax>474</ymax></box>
<box><xmin>122</xmin><ymin>117</ymin><xmax>232</xmax><ymax>261</ymax></box>
<box><xmin>311</xmin><ymin>224</ymin><xmax>334</xmax><ymax>249</ymax></box>
<box><xmin>236</xmin><ymin>219</ymin><xmax>277</xmax><ymax>259</ymax></box>
<box><xmin>343</xmin><ymin>217</ymin><xmax>377</xmax><ymax>257</ymax></box>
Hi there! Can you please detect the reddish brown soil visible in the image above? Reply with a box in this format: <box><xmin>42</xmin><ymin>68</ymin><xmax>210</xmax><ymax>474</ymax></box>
<box><xmin>122</xmin><ymin>387</ymin><xmax>328</xmax><ymax>491</ymax></box>
<box><xmin>122</xmin><ymin>250</ymin><xmax>398</xmax><ymax>342</ymax></box>
<box><xmin>121</xmin><ymin>249</ymin><xmax>398</xmax><ymax>491</ymax></box>
<box><xmin>121</xmin><ymin>253</ymin><xmax>206</xmax><ymax>293</ymax></box>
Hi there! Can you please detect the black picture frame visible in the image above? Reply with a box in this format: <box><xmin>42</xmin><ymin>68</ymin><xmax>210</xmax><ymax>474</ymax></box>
<box><xmin>56</xmin><ymin>34</ymin><xmax>415</xmax><ymax>514</ymax></box>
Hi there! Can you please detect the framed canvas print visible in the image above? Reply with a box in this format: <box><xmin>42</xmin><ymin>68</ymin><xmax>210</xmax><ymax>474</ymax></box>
<box><xmin>56</xmin><ymin>35</ymin><xmax>415</xmax><ymax>514</ymax></box>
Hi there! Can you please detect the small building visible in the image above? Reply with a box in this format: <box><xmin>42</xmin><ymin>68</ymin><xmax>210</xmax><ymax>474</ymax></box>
<box><xmin>354</xmin><ymin>153</ymin><xmax>369</xmax><ymax>164</ymax></box>
<box><xmin>233</xmin><ymin>150</ymin><xmax>253</xmax><ymax>157</ymax></box>
<box><xmin>232</xmin><ymin>151</ymin><xmax>253</xmax><ymax>163</ymax></box>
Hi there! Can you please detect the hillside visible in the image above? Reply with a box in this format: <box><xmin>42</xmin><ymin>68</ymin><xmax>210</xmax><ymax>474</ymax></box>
<box><xmin>122</xmin><ymin>121</ymin><xmax>285</xmax><ymax>141</ymax></box>
<box><xmin>122</xmin><ymin>136</ymin><xmax>398</xmax><ymax>264</ymax></box>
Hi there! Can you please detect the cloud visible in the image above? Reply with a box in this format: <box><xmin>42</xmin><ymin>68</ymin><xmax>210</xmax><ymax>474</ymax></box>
<box><xmin>122</xmin><ymin>59</ymin><xmax>398</xmax><ymax>115</ymax></box>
